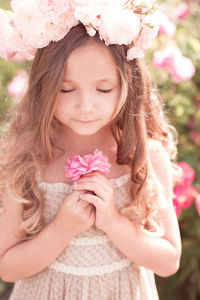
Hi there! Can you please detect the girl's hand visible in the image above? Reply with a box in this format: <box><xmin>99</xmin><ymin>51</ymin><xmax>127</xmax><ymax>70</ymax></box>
<box><xmin>55</xmin><ymin>190</ymin><xmax>95</xmax><ymax>239</ymax></box>
<box><xmin>73</xmin><ymin>171</ymin><xmax>120</xmax><ymax>232</ymax></box>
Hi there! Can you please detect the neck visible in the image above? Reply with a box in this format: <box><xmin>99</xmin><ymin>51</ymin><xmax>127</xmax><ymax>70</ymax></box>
<box><xmin>55</xmin><ymin>125</ymin><xmax>118</xmax><ymax>164</ymax></box>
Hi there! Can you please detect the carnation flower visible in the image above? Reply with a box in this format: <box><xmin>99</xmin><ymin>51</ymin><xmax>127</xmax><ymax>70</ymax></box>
<box><xmin>64</xmin><ymin>149</ymin><xmax>111</xmax><ymax>181</ymax></box>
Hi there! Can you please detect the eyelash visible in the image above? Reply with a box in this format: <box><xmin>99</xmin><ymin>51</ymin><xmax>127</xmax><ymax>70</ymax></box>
<box><xmin>60</xmin><ymin>89</ymin><xmax>112</xmax><ymax>94</ymax></box>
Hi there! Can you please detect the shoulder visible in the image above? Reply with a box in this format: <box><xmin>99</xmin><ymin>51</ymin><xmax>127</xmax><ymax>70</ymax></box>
<box><xmin>147</xmin><ymin>139</ymin><xmax>171</xmax><ymax>170</ymax></box>
<box><xmin>147</xmin><ymin>139</ymin><xmax>173</xmax><ymax>204</ymax></box>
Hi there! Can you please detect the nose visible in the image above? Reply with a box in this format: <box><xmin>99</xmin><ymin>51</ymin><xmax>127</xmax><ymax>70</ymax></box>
<box><xmin>77</xmin><ymin>91</ymin><xmax>95</xmax><ymax>114</ymax></box>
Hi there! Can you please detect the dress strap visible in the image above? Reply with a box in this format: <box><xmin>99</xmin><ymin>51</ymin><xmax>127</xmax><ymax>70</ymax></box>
<box><xmin>36</xmin><ymin>166</ymin><xmax>43</xmax><ymax>183</ymax></box>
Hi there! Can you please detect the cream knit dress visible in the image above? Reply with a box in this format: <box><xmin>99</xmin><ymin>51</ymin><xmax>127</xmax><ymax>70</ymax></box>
<box><xmin>9</xmin><ymin>167</ymin><xmax>160</xmax><ymax>300</ymax></box>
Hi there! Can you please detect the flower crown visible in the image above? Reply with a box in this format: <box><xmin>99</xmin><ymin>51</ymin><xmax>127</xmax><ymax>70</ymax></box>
<box><xmin>0</xmin><ymin>0</ymin><xmax>162</xmax><ymax>61</ymax></box>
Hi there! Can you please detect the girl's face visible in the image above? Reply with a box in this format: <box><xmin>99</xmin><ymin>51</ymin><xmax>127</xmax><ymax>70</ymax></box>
<box><xmin>54</xmin><ymin>41</ymin><xmax>121</xmax><ymax>136</ymax></box>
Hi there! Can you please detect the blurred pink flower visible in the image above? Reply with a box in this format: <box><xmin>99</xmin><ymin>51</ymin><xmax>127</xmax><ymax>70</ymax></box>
<box><xmin>195</xmin><ymin>194</ymin><xmax>200</xmax><ymax>215</ymax></box>
<box><xmin>177</xmin><ymin>161</ymin><xmax>195</xmax><ymax>185</ymax></box>
<box><xmin>173</xmin><ymin>162</ymin><xmax>199</xmax><ymax>217</ymax></box>
<box><xmin>186</xmin><ymin>119</ymin><xmax>196</xmax><ymax>129</ymax></box>
<box><xmin>190</xmin><ymin>130</ymin><xmax>200</xmax><ymax>146</ymax></box>
<box><xmin>174</xmin><ymin>185</ymin><xmax>197</xmax><ymax>208</ymax></box>
<box><xmin>175</xmin><ymin>3</ymin><xmax>190</xmax><ymax>20</ymax></box>
<box><xmin>196</xmin><ymin>100</ymin><xmax>200</xmax><ymax>109</ymax></box>
<box><xmin>153</xmin><ymin>46</ymin><xmax>195</xmax><ymax>81</ymax></box>
<box><xmin>173</xmin><ymin>197</ymin><xmax>182</xmax><ymax>217</ymax></box>
<box><xmin>64</xmin><ymin>149</ymin><xmax>111</xmax><ymax>181</ymax></box>
<box><xmin>7</xmin><ymin>69</ymin><xmax>28</xmax><ymax>99</ymax></box>
<box><xmin>169</xmin><ymin>55</ymin><xmax>195</xmax><ymax>81</ymax></box>
<box><xmin>159</xmin><ymin>14</ymin><xmax>176</xmax><ymax>38</ymax></box>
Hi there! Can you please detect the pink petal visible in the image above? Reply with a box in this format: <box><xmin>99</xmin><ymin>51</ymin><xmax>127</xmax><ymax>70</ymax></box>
<box><xmin>64</xmin><ymin>148</ymin><xmax>111</xmax><ymax>180</ymax></box>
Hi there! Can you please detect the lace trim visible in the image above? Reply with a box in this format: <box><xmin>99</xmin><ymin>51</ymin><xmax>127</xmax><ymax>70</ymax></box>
<box><xmin>69</xmin><ymin>235</ymin><xmax>110</xmax><ymax>246</ymax></box>
<box><xmin>36</xmin><ymin>166</ymin><xmax>131</xmax><ymax>189</ymax></box>
<box><xmin>49</xmin><ymin>258</ymin><xmax>132</xmax><ymax>276</ymax></box>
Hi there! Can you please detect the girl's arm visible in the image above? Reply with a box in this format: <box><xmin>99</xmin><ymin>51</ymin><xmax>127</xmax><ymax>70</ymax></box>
<box><xmin>0</xmin><ymin>197</ymin><xmax>73</xmax><ymax>282</ymax></box>
<box><xmin>0</xmin><ymin>220</ymin><xmax>73</xmax><ymax>283</ymax></box>
<box><xmin>0</xmin><ymin>188</ymin><xmax>94</xmax><ymax>282</ymax></box>
<box><xmin>103</xmin><ymin>148</ymin><xmax>182</xmax><ymax>277</ymax></box>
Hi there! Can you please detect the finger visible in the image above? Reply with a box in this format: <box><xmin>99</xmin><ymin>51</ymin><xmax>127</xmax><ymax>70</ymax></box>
<box><xmin>87</xmin><ymin>204</ymin><xmax>95</xmax><ymax>218</ymax></box>
<box><xmin>79</xmin><ymin>171</ymin><xmax>108</xmax><ymax>184</ymax></box>
<box><xmin>77</xmin><ymin>199</ymin><xmax>92</xmax><ymax>209</ymax></box>
<box><xmin>72</xmin><ymin>190</ymin><xmax>87</xmax><ymax>203</ymax></box>
<box><xmin>74</xmin><ymin>180</ymin><xmax>111</xmax><ymax>200</ymax></box>
<box><xmin>80</xmin><ymin>193</ymin><xmax>102</xmax><ymax>210</ymax></box>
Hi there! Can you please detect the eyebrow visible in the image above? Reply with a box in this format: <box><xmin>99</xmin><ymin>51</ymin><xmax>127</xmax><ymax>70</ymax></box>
<box><xmin>62</xmin><ymin>78</ymin><xmax>116</xmax><ymax>83</ymax></box>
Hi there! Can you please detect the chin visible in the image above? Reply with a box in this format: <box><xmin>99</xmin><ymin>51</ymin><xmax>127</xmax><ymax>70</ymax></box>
<box><xmin>72</xmin><ymin>128</ymin><xmax>100</xmax><ymax>136</ymax></box>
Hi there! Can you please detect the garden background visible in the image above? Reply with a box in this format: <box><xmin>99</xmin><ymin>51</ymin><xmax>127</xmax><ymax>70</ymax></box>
<box><xmin>0</xmin><ymin>0</ymin><xmax>200</xmax><ymax>299</ymax></box>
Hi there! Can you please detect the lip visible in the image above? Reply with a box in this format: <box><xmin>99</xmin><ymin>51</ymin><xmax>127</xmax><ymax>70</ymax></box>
<box><xmin>75</xmin><ymin>119</ymin><xmax>96</xmax><ymax>123</ymax></box>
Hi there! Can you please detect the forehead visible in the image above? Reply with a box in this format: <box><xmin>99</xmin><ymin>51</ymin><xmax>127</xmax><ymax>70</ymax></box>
<box><xmin>63</xmin><ymin>41</ymin><xmax>118</xmax><ymax>82</ymax></box>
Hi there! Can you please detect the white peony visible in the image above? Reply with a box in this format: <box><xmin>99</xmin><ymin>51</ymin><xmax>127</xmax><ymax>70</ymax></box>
<box><xmin>100</xmin><ymin>8</ymin><xmax>140</xmax><ymax>45</ymax></box>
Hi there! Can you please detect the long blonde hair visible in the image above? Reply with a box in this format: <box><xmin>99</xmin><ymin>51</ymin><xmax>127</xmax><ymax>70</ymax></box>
<box><xmin>0</xmin><ymin>24</ymin><xmax>180</xmax><ymax>239</ymax></box>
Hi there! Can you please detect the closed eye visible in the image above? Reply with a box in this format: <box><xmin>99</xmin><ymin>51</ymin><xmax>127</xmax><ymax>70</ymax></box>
<box><xmin>60</xmin><ymin>89</ymin><xmax>112</xmax><ymax>94</ymax></box>
<box><xmin>60</xmin><ymin>89</ymin><xmax>75</xmax><ymax>93</ymax></box>
<box><xmin>97</xmin><ymin>89</ymin><xmax>112</xmax><ymax>93</ymax></box>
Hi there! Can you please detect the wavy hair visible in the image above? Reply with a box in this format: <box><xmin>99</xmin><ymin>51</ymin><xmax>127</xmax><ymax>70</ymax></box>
<box><xmin>0</xmin><ymin>24</ymin><xmax>181</xmax><ymax>239</ymax></box>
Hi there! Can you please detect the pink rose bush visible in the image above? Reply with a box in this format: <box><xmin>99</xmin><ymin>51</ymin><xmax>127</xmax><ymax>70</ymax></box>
<box><xmin>153</xmin><ymin>46</ymin><xmax>195</xmax><ymax>82</ymax></box>
<box><xmin>7</xmin><ymin>69</ymin><xmax>28</xmax><ymax>99</ymax></box>
<box><xmin>64</xmin><ymin>149</ymin><xmax>111</xmax><ymax>181</ymax></box>
<box><xmin>173</xmin><ymin>162</ymin><xmax>199</xmax><ymax>217</ymax></box>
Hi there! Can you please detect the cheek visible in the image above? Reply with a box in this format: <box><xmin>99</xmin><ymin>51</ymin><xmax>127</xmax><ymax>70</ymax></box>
<box><xmin>54</xmin><ymin>97</ymin><xmax>71</xmax><ymax>119</ymax></box>
<box><xmin>105</xmin><ymin>92</ymin><xmax>120</xmax><ymax>113</ymax></box>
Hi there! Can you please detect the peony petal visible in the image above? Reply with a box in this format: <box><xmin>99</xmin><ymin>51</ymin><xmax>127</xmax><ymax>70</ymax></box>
<box><xmin>64</xmin><ymin>148</ymin><xmax>111</xmax><ymax>180</ymax></box>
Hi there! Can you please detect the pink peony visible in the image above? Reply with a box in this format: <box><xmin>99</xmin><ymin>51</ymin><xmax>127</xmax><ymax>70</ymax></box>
<box><xmin>1</xmin><ymin>0</ymin><xmax>162</xmax><ymax>61</ymax></box>
<box><xmin>127</xmin><ymin>46</ymin><xmax>144</xmax><ymax>60</ymax></box>
<box><xmin>7</xmin><ymin>69</ymin><xmax>28</xmax><ymax>99</ymax></box>
<box><xmin>64</xmin><ymin>149</ymin><xmax>111</xmax><ymax>181</ymax></box>
<box><xmin>136</xmin><ymin>11</ymin><xmax>162</xmax><ymax>50</ymax></box>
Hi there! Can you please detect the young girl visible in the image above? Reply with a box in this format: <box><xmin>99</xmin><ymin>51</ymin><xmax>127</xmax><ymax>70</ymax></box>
<box><xmin>0</xmin><ymin>1</ymin><xmax>181</xmax><ymax>299</ymax></box>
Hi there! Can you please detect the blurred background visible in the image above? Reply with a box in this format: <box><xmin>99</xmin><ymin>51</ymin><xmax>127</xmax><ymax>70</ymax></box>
<box><xmin>0</xmin><ymin>0</ymin><xmax>200</xmax><ymax>299</ymax></box>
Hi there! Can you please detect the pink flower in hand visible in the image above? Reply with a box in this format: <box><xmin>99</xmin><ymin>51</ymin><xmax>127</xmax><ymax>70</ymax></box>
<box><xmin>64</xmin><ymin>149</ymin><xmax>111</xmax><ymax>181</ymax></box>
